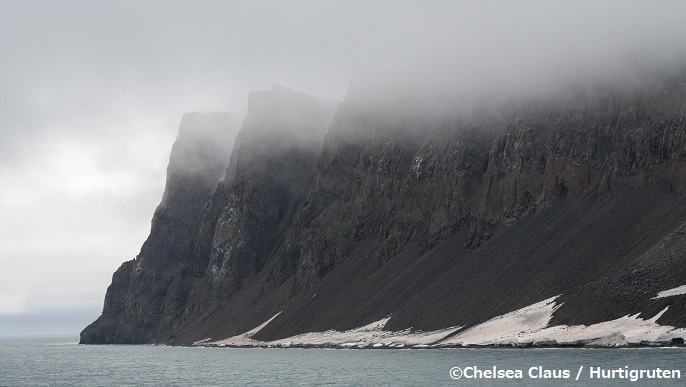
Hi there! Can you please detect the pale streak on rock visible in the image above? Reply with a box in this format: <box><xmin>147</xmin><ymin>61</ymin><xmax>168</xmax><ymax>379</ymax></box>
<box><xmin>652</xmin><ymin>284</ymin><xmax>686</xmax><ymax>299</ymax></box>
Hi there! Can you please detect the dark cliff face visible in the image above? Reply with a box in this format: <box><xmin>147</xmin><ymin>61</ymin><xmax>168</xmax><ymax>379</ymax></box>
<box><xmin>181</xmin><ymin>86</ymin><xmax>337</xmax><ymax>312</ymax></box>
<box><xmin>83</xmin><ymin>69</ymin><xmax>686</xmax><ymax>345</ymax></box>
<box><xmin>81</xmin><ymin>87</ymin><xmax>337</xmax><ymax>344</ymax></box>
<box><xmin>250</xmin><ymin>69</ymin><xmax>686</xmax><ymax>340</ymax></box>
<box><xmin>345</xmin><ymin>71</ymin><xmax>684</xmax><ymax>255</ymax></box>
<box><xmin>80</xmin><ymin>112</ymin><xmax>241</xmax><ymax>344</ymax></box>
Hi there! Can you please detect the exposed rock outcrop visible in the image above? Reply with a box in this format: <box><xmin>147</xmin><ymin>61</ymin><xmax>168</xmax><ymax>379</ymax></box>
<box><xmin>83</xmin><ymin>68</ymin><xmax>686</xmax><ymax>346</ymax></box>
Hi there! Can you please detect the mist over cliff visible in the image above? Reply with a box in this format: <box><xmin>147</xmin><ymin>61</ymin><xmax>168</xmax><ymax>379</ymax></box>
<box><xmin>6</xmin><ymin>0</ymin><xmax>686</xmax><ymax>341</ymax></box>
<box><xmin>81</xmin><ymin>61</ymin><xmax>686</xmax><ymax>346</ymax></box>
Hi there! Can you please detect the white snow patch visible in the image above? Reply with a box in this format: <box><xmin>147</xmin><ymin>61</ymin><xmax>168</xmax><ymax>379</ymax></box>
<box><xmin>264</xmin><ymin>317</ymin><xmax>462</xmax><ymax>347</ymax></box>
<box><xmin>192</xmin><ymin>337</ymin><xmax>212</xmax><ymax>345</ymax></box>
<box><xmin>208</xmin><ymin>311</ymin><xmax>282</xmax><ymax>346</ymax></box>
<box><xmin>200</xmin><ymin>295</ymin><xmax>686</xmax><ymax>348</ymax></box>
<box><xmin>440</xmin><ymin>296</ymin><xmax>560</xmax><ymax>346</ymax></box>
<box><xmin>653</xmin><ymin>284</ymin><xmax>686</xmax><ymax>299</ymax></box>
<box><xmin>437</xmin><ymin>297</ymin><xmax>686</xmax><ymax>347</ymax></box>
<box><xmin>520</xmin><ymin>306</ymin><xmax>686</xmax><ymax>346</ymax></box>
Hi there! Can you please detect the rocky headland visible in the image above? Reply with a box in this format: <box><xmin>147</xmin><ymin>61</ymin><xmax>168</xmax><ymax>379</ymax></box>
<box><xmin>82</xmin><ymin>68</ymin><xmax>686</xmax><ymax>347</ymax></box>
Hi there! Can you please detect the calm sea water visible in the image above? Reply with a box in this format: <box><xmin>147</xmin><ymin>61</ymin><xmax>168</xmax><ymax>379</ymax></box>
<box><xmin>0</xmin><ymin>336</ymin><xmax>684</xmax><ymax>386</ymax></box>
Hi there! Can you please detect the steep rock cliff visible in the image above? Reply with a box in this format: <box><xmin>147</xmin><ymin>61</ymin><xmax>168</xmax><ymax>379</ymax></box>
<box><xmin>180</xmin><ymin>85</ymin><xmax>337</xmax><ymax>315</ymax></box>
<box><xmin>80</xmin><ymin>112</ymin><xmax>241</xmax><ymax>343</ymax></box>
<box><xmin>84</xmin><ymin>68</ymin><xmax>686</xmax><ymax>345</ymax></box>
<box><xmin>81</xmin><ymin>87</ymin><xmax>337</xmax><ymax>344</ymax></box>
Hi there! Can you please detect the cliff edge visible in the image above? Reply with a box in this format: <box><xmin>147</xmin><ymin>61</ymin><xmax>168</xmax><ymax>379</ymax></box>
<box><xmin>83</xmin><ymin>69</ymin><xmax>686</xmax><ymax>346</ymax></box>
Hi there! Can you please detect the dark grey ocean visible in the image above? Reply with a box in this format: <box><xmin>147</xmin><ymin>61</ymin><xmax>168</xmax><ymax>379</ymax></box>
<box><xmin>0</xmin><ymin>336</ymin><xmax>684</xmax><ymax>386</ymax></box>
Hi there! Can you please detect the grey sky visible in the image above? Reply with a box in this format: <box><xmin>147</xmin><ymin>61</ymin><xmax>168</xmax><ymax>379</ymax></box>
<box><xmin>1</xmin><ymin>0</ymin><xmax>685</xmax><ymax>335</ymax></box>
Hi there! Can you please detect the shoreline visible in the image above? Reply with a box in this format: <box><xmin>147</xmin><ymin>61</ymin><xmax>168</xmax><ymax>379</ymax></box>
<box><xmin>190</xmin><ymin>340</ymin><xmax>686</xmax><ymax>350</ymax></box>
<box><xmin>190</xmin><ymin>296</ymin><xmax>686</xmax><ymax>350</ymax></box>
